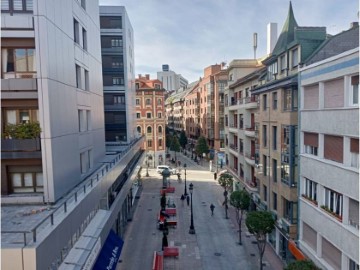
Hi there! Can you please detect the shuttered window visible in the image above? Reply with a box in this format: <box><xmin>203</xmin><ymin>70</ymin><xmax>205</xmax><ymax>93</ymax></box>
<box><xmin>324</xmin><ymin>78</ymin><xmax>344</xmax><ymax>108</ymax></box>
<box><xmin>350</xmin><ymin>138</ymin><xmax>359</xmax><ymax>153</ymax></box>
<box><xmin>302</xmin><ymin>222</ymin><xmax>317</xmax><ymax>251</ymax></box>
<box><xmin>322</xmin><ymin>237</ymin><xmax>341</xmax><ymax>270</ymax></box>
<box><xmin>324</xmin><ymin>135</ymin><xmax>343</xmax><ymax>163</ymax></box>
<box><xmin>304</xmin><ymin>132</ymin><xmax>318</xmax><ymax>147</ymax></box>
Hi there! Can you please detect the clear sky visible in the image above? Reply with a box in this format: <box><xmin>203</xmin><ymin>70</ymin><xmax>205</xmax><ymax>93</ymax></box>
<box><xmin>99</xmin><ymin>0</ymin><xmax>358</xmax><ymax>83</ymax></box>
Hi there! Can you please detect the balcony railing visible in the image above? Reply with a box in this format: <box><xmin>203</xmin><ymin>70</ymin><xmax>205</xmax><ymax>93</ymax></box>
<box><xmin>244</xmin><ymin>96</ymin><xmax>258</xmax><ymax>104</ymax></box>
<box><xmin>1</xmin><ymin>138</ymin><xmax>41</xmax><ymax>152</ymax></box>
<box><xmin>229</xmin><ymin>123</ymin><xmax>238</xmax><ymax>128</ymax></box>
<box><xmin>229</xmin><ymin>144</ymin><xmax>238</xmax><ymax>151</ymax></box>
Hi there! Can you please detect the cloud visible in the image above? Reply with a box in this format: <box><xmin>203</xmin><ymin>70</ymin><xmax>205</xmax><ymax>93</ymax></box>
<box><xmin>100</xmin><ymin>0</ymin><xmax>358</xmax><ymax>82</ymax></box>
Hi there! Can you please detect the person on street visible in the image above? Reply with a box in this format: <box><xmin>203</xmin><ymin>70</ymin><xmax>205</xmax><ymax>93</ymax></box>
<box><xmin>210</xmin><ymin>203</ymin><xmax>215</xmax><ymax>216</ymax></box>
<box><xmin>180</xmin><ymin>194</ymin><xmax>185</xmax><ymax>206</ymax></box>
<box><xmin>214</xmin><ymin>172</ymin><xmax>217</xmax><ymax>180</ymax></box>
<box><xmin>186</xmin><ymin>195</ymin><xmax>190</xmax><ymax>206</ymax></box>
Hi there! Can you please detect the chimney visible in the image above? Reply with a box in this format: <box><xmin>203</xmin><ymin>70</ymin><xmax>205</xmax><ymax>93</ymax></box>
<box><xmin>351</xmin><ymin>22</ymin><xmax>359</xmax><ymax>28</ymax></box>
<box><xmin>145</xmin><ymin>74</ymin><xmax>150</xmax><ymax>80</ymax></box>
<box><xmin>267</xmin><ymin>23</ymin><xmax>278</xmax><ymax>55</ymax></box>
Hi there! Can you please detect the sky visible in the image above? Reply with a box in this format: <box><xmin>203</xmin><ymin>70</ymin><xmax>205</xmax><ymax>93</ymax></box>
<box><xmin>99</xmin><ymin>0</ymin><xmax>358</xmax><ymax>83</ymax></box>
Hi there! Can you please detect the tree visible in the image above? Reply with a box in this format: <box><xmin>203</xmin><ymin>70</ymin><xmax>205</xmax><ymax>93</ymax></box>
<box><xmin>218</xmin><ymin>173</ymin><xmax>233</xmax><ymax>219</ymax></box>
<box><xmin>195</xmin><ymin>136</ymin><xmax>209</xmax><ymax>157</ymax></box>
<box><xmin>179</xmin><ymin>130</ymin><xmax>188</xmax><ymax>149</ymax></box>
<box><xmin>166</xmin><ymin>134</ymin><xmax>172</xmax><ymax>149</ymax></box>
<box><xmin>170</xmin><ymin>136</ymin><xmax>181</xmax><ymax>161</ymax></box>
<box><xmin>230</xmin><ymin>190</ymin><xmax>250</xmax><ymax>245</ymax></box>
<box><xmin>285</xmin><ymin>260</ymin><xmax>321</xmax><ymax>270</ymax></box>
<box><xmin>245</xmin><ymin>211</ymin><xmax>275</xmax><ymax>270</ymax></box>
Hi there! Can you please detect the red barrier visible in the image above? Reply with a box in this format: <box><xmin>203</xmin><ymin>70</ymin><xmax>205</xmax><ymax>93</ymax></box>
<box><xmin>163</xmin><ymin>247</ymin><xmax>179</xmax><ymax>257</ymax></box>
<box><xmin>152</xmin><ymin>251</ymin><xmax>163</xmax><ymax>270</ymax></box>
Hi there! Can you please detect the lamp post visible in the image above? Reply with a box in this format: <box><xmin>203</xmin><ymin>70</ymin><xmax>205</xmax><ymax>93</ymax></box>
<box><xmin>146</xmin><ymin>159</ymin><xmax>149</xmax><ymax>177</ymax></box>
<box><xmin>183</xmin><ymin>163</ymin><xmax>187</xmax><ymax>196</ymax></box>
<box><xmin>224</xmin><ymin>190</ymin><xmax>229</xmax><ymax>219</ymax></box>
<box><xmin>189</xmin><ymin>183</ymin><xmax>195</xmax><ymax>234</ymax></box>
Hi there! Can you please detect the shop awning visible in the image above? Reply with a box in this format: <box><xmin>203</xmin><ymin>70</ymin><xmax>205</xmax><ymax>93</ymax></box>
<box><xmin>93</xmin><ymin>230</ymin><xmax>124</xmax><ymax>270</ymax></box>
<box><xmin>288</xmin><ymin>239</ymin><xmax>306</xmax><ymax>261</ymax></box>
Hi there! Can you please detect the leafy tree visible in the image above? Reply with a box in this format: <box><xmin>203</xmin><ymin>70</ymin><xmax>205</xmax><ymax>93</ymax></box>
<box><xmin>218</xmin><ymin>173</ymin><xmax>233</xmax><ymax>219</ymax></box>
<box><xmin>230</xmin><ymin>190</ymin><xmax>250</xmax><ymax>245</ymax></box>
<box><xmin>285</xmin><ymin>260</ymin><xmax>321</xmax><ymax>270</ymax></box>
<box><xmin>170</xmin><ymin>136</ymin><xmax>181</xmax><ymax>161</ymax></box>
<box><xmin>195</xmin><ymin>136</ymin><xmax>209</xmax><ymax>157</ymax></box>
<box><xmin>179</xmin><ymin>130</ymin><xmax>188</xmax><ymax>149</ymax></box>
<box><xmin>166</xmin><ymin>134</ymin><xmax>172</xmax><ymax>149</ymax></box>
<box><xmin>245</xmin><ymin>211</ymin><xmax>275</xmax><ymax>270</ymax></box>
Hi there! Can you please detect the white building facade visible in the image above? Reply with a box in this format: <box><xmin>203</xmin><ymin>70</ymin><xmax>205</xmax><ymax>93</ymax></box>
<box><xmin>157</xmin><ymin>64</ymin><xmax>188</xmax><ymax>91</ymax></box>
<box><xmin>299</xmin><ymin>47</ymin><xmax>359</xmax><ymax>270</ymax></box>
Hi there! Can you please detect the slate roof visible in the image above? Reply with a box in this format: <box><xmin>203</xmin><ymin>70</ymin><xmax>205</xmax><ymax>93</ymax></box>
<box><xmin>165</xmin><ymin>80</ymin><xmax>199</xmax><ymax>105</ymax></box>
<box><xmin>305</xmin><ymin>25</ymin><xmax>359</xmax><ymax>65</ymax></box>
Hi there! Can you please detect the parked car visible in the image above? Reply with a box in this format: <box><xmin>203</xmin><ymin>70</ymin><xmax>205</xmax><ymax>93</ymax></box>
<box><xmin>156</xmin><ymin>165</ymin><xmax>177</xmax><ymax>175</ymax></box>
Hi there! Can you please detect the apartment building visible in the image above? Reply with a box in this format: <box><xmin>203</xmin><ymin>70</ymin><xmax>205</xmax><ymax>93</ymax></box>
<box><xmin>1</xmin><ymin>1</ymin><xmax>144</xmax><ymax>269</ymax></box>
<box><xmin>165</xmin><ymin>87</ymin><xmax>188</xmax><ymax>135</ymax></box>
<box><xmin>157</xmin><ymin>64</ymin><xmax>188</xmax><ymax>91</ymax></box>
<box><xmin>135</xmin><ymin>74</ymin><xmax>166</xmax><ymax>167</ymax></box>
<box><xmin>224</xmin><ymin>59</ymin><xmax>264</xmax><ymax>182</ymax></box>
<box><xmin>298</xmin><ymin>24</ymin><xmax>359</xmax><ymax>270</ymax></box>
<box><xmin>225</xmin><ymin>66</ymin><xmax>265</xmax><ymax>195</ymax></box>
<box><xmin>100</xmin><ymin>6</ymin><xmax>136</xmax><ymax>144</ymax></box>
<box><xmin>251</xmin><ymin>2</ymin><xmax>326</xmax><ymax>262</ymax></box>
<box><xmin>184</xmin><ymin>81</ymin><xmax>200</xmax><ymax>148</ymax></box>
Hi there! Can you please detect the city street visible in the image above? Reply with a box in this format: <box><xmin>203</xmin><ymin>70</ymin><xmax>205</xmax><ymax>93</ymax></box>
<box><xmin>118</xmin><ymin>153</ymin><xmax>283</xmax><ymax>270</ymax></box>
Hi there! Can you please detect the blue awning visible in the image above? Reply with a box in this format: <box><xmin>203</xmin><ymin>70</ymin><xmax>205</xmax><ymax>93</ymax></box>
<box><xmin>93</xmin><ymin>230</ymin><xmax>124</xmax><ymax>270</ymax></box>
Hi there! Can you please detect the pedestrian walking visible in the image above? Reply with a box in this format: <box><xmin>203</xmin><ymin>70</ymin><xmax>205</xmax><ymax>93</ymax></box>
<box><xmin>214</xmin><ymin>172</ymin><xmax>217</xmax><ymax>180</ymax></box>
<box><xmin>186</xmin><ymin>195</ymin><xmax>190</xmax><ymax>206</ymax></box>
<box><xmin>180</xmin><ymin>194</ymin><xmax>185</xmax><ymax>206</ymax></box>
<box><xmin>210</xmin><ymin>203</ymin><xmax>215</xmax><ymax>216</ymax></box>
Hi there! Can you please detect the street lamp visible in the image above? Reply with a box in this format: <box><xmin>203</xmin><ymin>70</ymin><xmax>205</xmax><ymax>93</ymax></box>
<box><xmin>146</xmin><ymin>160</ymin><xmax>149</xmax><ymax>177</ymax></box>
<box><xmin>224</xmin><ymin>190</ymin><xmax>229</xmax><ymax>219</ymax></box>
<box><xmin>188</xmin><ymin>183</ymin><xmax>195</xmax><ymax>234</ymax></box>
<box><xmin>183</xmin><ymin>163</ymin><xmax>187</xmax><ymax>196</ymax></box>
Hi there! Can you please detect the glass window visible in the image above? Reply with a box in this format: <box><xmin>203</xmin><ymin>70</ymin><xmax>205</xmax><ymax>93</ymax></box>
<box><xmin>147</xmin><ymin>126</ymin><xmax>152</xmax><ymax>133</ymax></box>
<box><xmin>324</xmin><ymin>188</ymin><xmax>343</xmax><ymax>217</ymax></box>
<box><xmin>273</xmin><ymin>192</ymin><xmax>277</xmax><ymax>210</ymax></box>
<box><xmin>263</xmin><ymin>94</ymin><xmax>267</xmax><ymax>110</ymax></box>
<box><xmin>351</xmin><ymin>75</ymin><xmax>359</xmax><ymax>105</ymax></box>
<box><xmin>304</xmin><ymin>178</ymin><xmax>317</xmax><ymax>202</ymax></box>
<box><xmin>82</xmin><ymin>28</ymin><xmax>87</xmax><ymax>50</ymax></box>
<box><xmin>147</xmin><ymin>140</ymin><xmax>152</xmax><ymax>147</ymax></box>
<box><xmin>136</xmin><ymin>99</ymin><xmax>140</xmax><ymax>105</ymax></box>
<box><xmin>273</xmin><ymin>92</ymin><xmax>278</xmax><ymax>109</ymax></box>
<box><xmin>74</xmin><ymin>18</ymin><xmax>80</xmax><ymax>44</ymax></box>
<box><xmin>158</xmin><ymin>139</ymin><xmax>162</xmax><ymax>147</ymax></box>
<box><xmin>84</xmin><ymin>70</ymin><xmax>89</xmax><ymax>91</ymax></box>
<box><xmin>75</xmin><ymin>64</ymin><xmax>81</xmax><ymax>88</ymax></box>
<box><xmin>136</xmin><ymin>113</ymin><xmax>140</xmax><ymax>119</ymax></box>
<box><xmin>280</xmin><ymin>55</ymin><xmax>286</xmax><ymax>71</ymax></box>
<box><xmin>146</xmin><ymin>99</ymin><xmax>151</xmax><ymax>105</ymax></box>
<box><xmin>100</xmin><ymin>16</ymin><xmax>122</xmax><ymax>29</ymax></box>
<box><xmin>292</xmin><ymin>48</ymin><xmax>299</xmax><ymax>67</ymax></box>
<box><xmin>147</xmin><ymin>113</ymin><xmax>151</xmax><ymax>119</ymax></box>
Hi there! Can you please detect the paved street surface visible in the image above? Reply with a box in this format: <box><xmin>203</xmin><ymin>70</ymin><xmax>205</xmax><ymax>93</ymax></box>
<box><xmin>118</xmin><ymin>153</ymin><xmax>284</xmax><ymax>270</ymax></box>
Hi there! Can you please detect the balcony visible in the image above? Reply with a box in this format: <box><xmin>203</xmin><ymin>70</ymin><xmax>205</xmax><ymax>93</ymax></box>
<box><xmin>244</xmin><ymin>126</ymin><xmax>255</xmax><ymax>137</ymax></box>
<box><xmin>229</xmin><ymin>143</ymin><xmax>238</xmax><ymax>152</ymax></box>
<box><xmin>244</xmin><ymin>152</ymin><xmax>255</xmax><ymax>166</ymax></box>
<box><xmin>244</xmin><ymin>96</ymin><xmax>259</xmax><ymax>109</ymax></box>
<box><xmin>244</xmin><ymin>177</ymin><xmax>259</xmax><ymax>192</ymax></box>
<box><xmin>1</xmin><ymin>138</ymin><xmax>41</xmax><ymax>159</ymax></box>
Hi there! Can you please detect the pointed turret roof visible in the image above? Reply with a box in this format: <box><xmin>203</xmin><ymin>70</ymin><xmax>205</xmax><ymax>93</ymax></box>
<box><xmin>272</xmin><ymin>2</ymin><xmax>298</xmax><ymax>56</ymax></box>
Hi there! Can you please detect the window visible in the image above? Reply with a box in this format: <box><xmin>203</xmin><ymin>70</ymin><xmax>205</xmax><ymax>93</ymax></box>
<box><xmin>349</xmin><ymin>259</ymin><xmax>359</xmax><ymax>270</ymax></box>
<box><xmin>286</xmin><ymin>88</ymin><xmax>298</xmax><ymax>111</ymax></box>
<box><xmin>263</xmin><ymin>94</ymin><xmax>267</xmax><ymax>110</ymax></box>
<box><xmin>158</xmin><ymin>139</ymin><xmax>162</xmax><ymax>147</ymax></box>
<box><xmin>304</xmin><ymin>178</ymin><xmax>317</xmax><ymax>202</ymax></box>
<box><xmin>324</xmin><ymin>135</ymin><xmax>343</xmax><ymax>163</ymax></box>
<box><xmin>263</xmin><ymin>125</ymin><xmax>267</xmax><ymax>147</ymax></box>
<box><xmin>272</xmin><ymin>159</ymin><xmax>277</xmax><ymax>182</ymax></box>
<box><xmin>111</xmin><ymin>57</ymin><xmax>122</xmax><ymax>68</ymax></box>
<box><xmin>75</xmin><ymin>64</ymin><xmax>81</xmax><ymax>88</ymax></box>
<box><xmin>80</xmin><ymin>0</ymin><xmax>86</xmax><ymax>9</ymax></box>
<box><xmin>101</xmin><ymin>36</ymin><xmax>123</xmax><ymax>48</ymax></box>
<box><xmin>350</xmin><ymin>138</ymin><xmax>359</xmax><ymax>168</ymax></box>
<box><xmin>74</xmin><ymin>19</ymin><xmax>80</xmax><ymax>44</ymax></box>
<box><xmin>157</xmin><ymin>99</ymin><xmax>162</xmax><ymax>105</ymax></box>
<box><xmin>80</xmin><ymin>150</ymin><xmax>91</xmax><ymax>174</ymax></box>
<box><xmin>4</xmin><ymin>109</ymin><xmax>38</xmax><ymax>125</ymax></box>
<box><xmin>147</xmin><ymin>113</ymin><xmax>151</xmax><ymax>119</ymax></box>
<box><xmin>78</xmin><ymin>110</ymin><xmax>85</xmax><ymax>132</ymax></box>
<box><xmin>272</xmin><ymin>126</ymin><xmax>277</xmax><ymax>150</ymax></box>
<box><xmin>146</xmin><ymin>99</ymin><xmax>151</xmax><ymax>105</ymax></box>
<box><xmin>136</xmin><ymin>99</ymin><xmax>140</xmax><ymax>105</ymax></box>
<box><xmin>136</xmin><ymin>113</ymin><xmax>140</xmax><ymax>119</ymax></box>
<box><xmin>267</xmin><ymin>62</ymin><xmax>278</xmax><ymax>81</ymax></box>
<box><xmin>324</xmin><ymin>188</ymin><xmax>343</xmax><ymax>217</ymax></box>
<box><xmin>157</xmin><ymin>113</ymin><xmax>162</xmax><ymax>118</ymax></box>
<box><xmin>82</xmin><ymin>28</ymin><xmax>87</xmax><ymax>50</ymax></box>
<box><xmin>112</xmin><ymin>77</ymin><xmax>123</xmax><ymax>85</ymax></box>
<box><xmin>239</xmin><ymin>139</ymin><xmax>244</xmax><ymax>154</ymax></box>
<box><xmin>273</xmin><ymin>192</ymin><xmax>277</xmax><ymax>210</ymax></box>
<box><xmin>351</xmin><ymin>75</ymin><xmax>359</xmax><ymax>106</ymax></box>
<box><xmin>272</xmin><ymin>92</ymin><xmax>278</xmax><ymax>109</ymax></box>
<box><xmin>292</xmin><ymin>48</ymin><xmax>298</xmax><ymax>68</ymax></box>
<box><xmin>86</xmin><ymin>110</ymin><xmax>91</xmax><ymax>131</ymax></box>
<box><xmin>84</xmin><ymin>70</ymin><xmax>89</xmax><ymax>91</ymax></box>
<box><xmin>10</xmin><ymin>171</ymin><xmax>43</xmax><ymax>193</ymax></box>
<box><xmin>304</xmin><ymin>132</ymin><xmax>318</xmax><ymax>155</ymax></box>
<box><xmin>137</xmin><ymin>126</ymin><xmax>141</xmax><ymax>134</ymax></box>
<box><xmin>100</xmin><ymin>16</ymin><xmax>122</xmax><ymax>29</ymax></box>
<box><xmin>1</xmin><ymin>0</ymin><xmax>33</xmax><ymax>12</ymax></box>
<box><xmin>113</xmin><ymin>95</ymin><xmax>125</xmax><ymax>104</ymax></box>
<box><xmin>283</xmin><ymin>197</ymin><xmax>297</xmax><ymax>223</ymax></box>
<box><xmin>2</xmin><ymin>48</ymin><xmax>36</xmax><ymax>78</ymax></box>
<box><xmin>147</xmin><ymin>140</ymin><xmax>152</xmax><ymax>147</ymax></box>
<box><xmin>280</xmin><ymin>55</ymin><xmax>286</xmax><ymax>72</ymax></box>
<box><xmin>147</xmin><ymin>126</ymin><xmax>152</xmax><ymax>134</ymax></box>
<box><xmin>158</xmin><ymin>126</ymin><xmax>162</xmax><ymax>133</ymax></box>
<box><xmin>111</xmin><ymin>38</ymin><xmax>122</xmax><ymax>47</ymax></box>
<box><xmin>263</xmin><ymin>185</ymin><xmax>267</xmax><ymax>201</ymax></box>
<box><xmin>239</xmin><ymin>114</ymin><xmax>244</xmax><ymax>129</ymax></box>
<box><xmin>263</xmin><ymin>155</ymin><xmax>267</xmax><ymax>176</ymax></box>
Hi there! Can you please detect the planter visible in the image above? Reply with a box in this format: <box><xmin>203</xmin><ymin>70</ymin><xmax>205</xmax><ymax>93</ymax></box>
<box><xmin>301</xmin><ymin>194</ymin><xmax>318</xmax><ymax>206</ymax></box>
<box><xmin>320</xmin><ymin>205</ymin><xmax>342</xmax><ymax>222</ymax></box>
